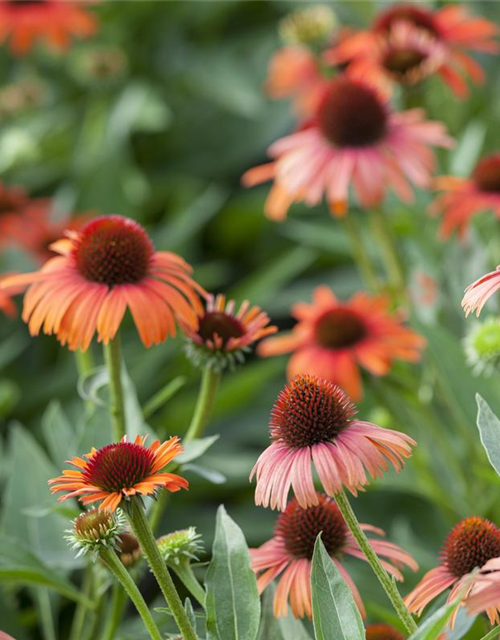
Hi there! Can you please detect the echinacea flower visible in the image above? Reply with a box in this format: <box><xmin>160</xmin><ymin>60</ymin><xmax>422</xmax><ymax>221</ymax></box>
<box><xmin>467</xmin><ymin>558</ymin><xmax>500</xmax><ymax>619</ymax></box>
<box><xmin>372</xmin><ymin>3</ymin><xmax>498</xmax><ymax>99</ymax></box>
<box><xmin>405</xmin><ymin>516</ymin><xmax>500</xmax><ymax>627</ymax></box>
<box><xmin>242</xmin><ymin>75</ymin><xmax>452</xmax><ymax>219</ymax></box>
<box><xmin>462</xmin><ymin>267</ymin><xmax>500</xmax><ymax>319</ymax></box>
<box><xmin>0</xmin><ymin>0</ymin><xmax>97</xmax><ymax>56</ymax></box>
<box><xmin>251</xmin><ymin>374</ymin><xmax>415</xmax><ymax>511</ymax></box>
<box><xmin>431</xmin><ymin>154</ymin><xmax>500</xmax><ymax>239</ymax></box>
<box><xmin>326</xmin><ymin>21</ymin><xmax>445</xmax><ymax>96</ymax></box>
<box><xmin>251</xmin><ymin>493</ymin><xmax>417</xmax><ymax>618</ymax></box>
<box><xmin>365</xmin><ymin>624</ymin><xmax>405</xmax><ymax>640</ymax></box>
<box><xmin>49</xmin><ymin>435</ymin><xmax>188</xmax><ymax>512</ymax></box>
<box><xmin>0</xmin><ymin>288</ymin><xmax>16</xmax><ymax>318</ymax></box>
<box><xmin>258</xmin><ymin>286</ymin><xmax>425</xmax><ymax>400</ymax></box>
<box><xmin>1</xmin><ymin>215</ymin><xmax>205</xmax><ymax>351</ymax></box>
<box><xmin>183</xmin><ymin>293</ymin><xmax>277</xmax><ymax>371</ymax></box>
<box><xmin>65</xmin><ymin>508</ymin><xmax>126</xmax><ymax>560</ymax></box>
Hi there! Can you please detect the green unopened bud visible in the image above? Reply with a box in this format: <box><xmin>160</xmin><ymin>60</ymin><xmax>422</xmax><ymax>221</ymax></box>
<box><xmin>465</xmin><ymin>318</ymin><xmax>500</xmax><ymax>376</ymax></box>
<box><xmin>157</xmin><ymin>527</ymin><xmax>203</xmax><ymax>567</ymax></box>
<box><xmin>279</xmin><ymin>5</ymin><xmax>336</xmax><ymax>47</ymax></box>
<box><xmin>65</xmin><ymin>508</ymin><xmax>126</xmax><ymax>560</ymax></box>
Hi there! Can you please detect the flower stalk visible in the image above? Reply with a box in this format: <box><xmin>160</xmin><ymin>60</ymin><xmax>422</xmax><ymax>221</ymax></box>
<box><xmin>184</xmin><ymin>366</ymin><xmax>221</xmax><ymax>443</ymax></box>
<box><xmin>103</xmin><ymin>332</ymin><xmax>127</xmax><ymax>441</ymax></box>
<box><xmin>370</xmin><ymin>207</ymin><xmax>406</xmax><ymax>298</ymax></box>
<box><xmin>334</xmin><ymin>489</ymin><xmax>418</xmax><ymax>635</ymax></box>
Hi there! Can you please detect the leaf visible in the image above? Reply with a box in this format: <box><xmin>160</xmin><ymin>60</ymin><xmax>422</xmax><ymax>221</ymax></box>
<box><xmin>476</xmin><ymin>394</ymin><xmax>500</xmax><ymax>477</ymax></box>
<box><xmin>446</xmin><ymin>608</ymin><xmax>476</xmax><ymax>640</ymax></box>
<box><xmin>205</xmin><ymin>505</ymin><xmax>260</xmax><ymax>640</ymax></box>
<box><xmin>177</xmin><ymin>435</ymin><xmax>220</xmax><ymax>465</ymax></box>
<box><xmin>182</xmin><ymin>463</ymin><xmax>226</xmax><ymax>485</ymax></box>
<box><xmin>41</xmin><ymin>401</ymin><xmax>75</xmax><ymax>468</ymax></box>
<box><xmin>257</xmin><ymin>584</ymin><xmax>312</xmax><ymax>640</ymax></box>
<box><xmin>311</xmin><ymin>535</ymin><xmax>364</xmax><ymax>640</ymax></box>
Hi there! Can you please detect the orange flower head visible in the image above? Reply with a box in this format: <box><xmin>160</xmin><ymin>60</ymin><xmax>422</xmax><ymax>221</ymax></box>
<box><xmin>0</xmin><ymin>0</ymin><xmax>97</xmax><ymax>56</ymax></box>
<box><xmin>49</xmin><ymin>435</ymin><xmax>188</xmax><ymax>512</ymax></box>
<box><xmin>406</xmin><ymin>516</ymin><xmax>500</xmax><ymax>627</ymax></box>
<box><xmin>365</xmin><ymin>624</ymin><xmax>405</xmax><ymax>640</ymax></box>
<box><xmin>258</xmin><ymin>286</ymin><xmax>425</xmax><ymax>400</ymax></box>
<box><xmin>1</xmin><ymin>214</ymin><xmax>205</xmax><ymax>351</ymax></box>
<box><xmin>183</xmin><ymin>293</ymin><xmax>276</xmax><ymax>371</ymax></box>
<box><xmin>373</xmin><ymin>5</ymin><xmax>439</xmax><ymax>36</ymax></box>
<box><xmin>431</xmin><ymin>153</ymin><xmax>500</xmax><ymax>239</ymax></box>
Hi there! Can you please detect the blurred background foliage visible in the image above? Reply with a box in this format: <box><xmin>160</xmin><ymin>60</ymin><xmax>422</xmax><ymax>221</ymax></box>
<box><xmin>1</xmin><ymin>1</ymin><xmax>500</xmax><ymax>638</ymax></box>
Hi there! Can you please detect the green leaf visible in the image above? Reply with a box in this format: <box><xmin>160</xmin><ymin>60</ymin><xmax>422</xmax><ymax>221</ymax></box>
<box><xmin>476</xmin><ymin>394</ymin><xmax>500</xmax><ymax>477</ymax></box>
<box><xmin>257</xmin><ymin>584</ymin><xmax>312</xmax><ymax>640</ymax></box>
<box><xmin>41</xmin><ymin>401</ymin><xmax>75</xmax><ymax>468</ymax></box>
<box><xmin>205</xmin><ymin>505</ymin><xmax>260</xmax><ymax>640</ymax></box>
<box><xmin>177</xmin><ymin>435</ymin><xmax>220</xmax><ymax>465</ymax></box>
<box><xmin>311</xmin><ymin>535</ymin><xmax>364</xmax><ymax>640</ymax></box>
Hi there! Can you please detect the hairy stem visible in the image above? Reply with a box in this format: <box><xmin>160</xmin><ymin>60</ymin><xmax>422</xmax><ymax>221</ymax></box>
<box><xmin>99</xmin><ymin>582</ymin><xmax>128</xmax><ymax>640</ymax></box>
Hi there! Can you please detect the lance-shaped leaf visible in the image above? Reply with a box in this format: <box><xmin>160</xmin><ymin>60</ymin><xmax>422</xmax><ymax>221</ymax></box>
<box><xmin>476</xmin><ymin>394</ymin><xmax>500</xmax><ymax>476</ymax></box>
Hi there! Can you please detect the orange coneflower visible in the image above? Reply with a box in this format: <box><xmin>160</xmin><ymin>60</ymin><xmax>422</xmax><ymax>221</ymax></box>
<box><xmin>49</xmin><ymin>435</ymin><xmax>188</xmax><ymax>512</ymax></box>
<box><xmin>406</xmin><ymin>517</ymin><xmax>500</xmax><ymax>627</ymax></box>
<box><xmin>251</xmin><ymin>493</ymin><xmax>417</xmax><ymax>618</ymax></box>
<box><xmin>0</xmin><ymin>0</ymin><xmax>97</xmax><ymax>56</ymax></box>
<box><xmin>243</xmin><ymin>75</ymin><xmax>452</xmax><ymax>220</ymax></box>
<box><xmin>251</xmin><ymin>374</ymin><xmax>415</xmax><ymax>511</ymax></box>
<box><xmin>1</xmin><ymin>215</ymin><xmax>205</xmax><ymax>351</ymax></box>
<box><xmin>183</xmin><ymin>293</ymin><xmax>277</xmax><ymax>370</ymax></box>
<box><xmin>431</xmin><ymin>154</ymin><xmax>500</xmax><ymax>239</ymax></box>
<box><xmin>258</xmin><ymin>286</ymin><xmax>425</xmax><ymax>401</ymax></box>
<box><xmin>365</xmin><ymin>624</ymin><xmax>405</xmax><ymax>640</ymax></box>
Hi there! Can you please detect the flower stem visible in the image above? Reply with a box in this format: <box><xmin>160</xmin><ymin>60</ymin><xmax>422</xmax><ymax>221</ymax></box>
<box><xmin>69</xmin><ymin>564</ymin><xmax>93</xmax><ymax>640</ymax></box>
<box><xmin>100</xmin><ymin>547</ymin><xmax>163</xmax><ymax>640</ymax></box>
<box><xmin>370</xmin><ymin>207</ymin><xmax>406</xmax><ymax>297</ymax></box>
<box><xmin>184</xmin><ymin>366</ymin><xmax>221</xmax><ymax>443</ymax></box>
<box><xmin>99</xmin><ymin>582</ymin><xmax>128</xmax><ymax>640</ymax></box>
<box><xmin>127</xmin><ymin>499</ymin><xmax>198</xmax><ymax>640</ymax></box>
<box><xmin>103</xmin><ymin>333</ymin><xmax>127</xmax><ymax>441</ymax></box>
<box><xmin>479</xmin><ymin>627</ymin><xmax>500</xmax><ymax>640</ymax></box>
<box><xmin>170</xmin><ymin>560</ymin><xmax>206</xmax><ymax>607</ymax></box>
<box><xmin>75</xmin><ymin>348</ymin><xmax>95</xmax><ymax>417</ymax></box>
<box><xmin>334</xmin><ymin>489</ymin><xmax>418</xmax><ymax>635</ymax></box>
<box><xmin>342</xmin><ymin>215</ymin><xmax>380</xmax><ymax>292</ymax></box>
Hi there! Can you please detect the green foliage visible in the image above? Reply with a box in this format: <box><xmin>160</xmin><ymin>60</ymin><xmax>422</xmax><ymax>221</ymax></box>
<box><xmin>476</xmin><ymin>394</ymin><xmax>500</xmax><ymax>477</ymax></box>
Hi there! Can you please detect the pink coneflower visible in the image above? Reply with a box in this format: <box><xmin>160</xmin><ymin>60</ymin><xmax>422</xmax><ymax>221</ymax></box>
<box><xmin>250</xmin><ymin>374</ymin><xmax>415</xmax><ymax>511</ymax></box>
<box><xmin>258</xmin><ymin>286</ymin><xmax>425</xmax><ymax>401</ymax></box>
<box><xmin>431</xmin><ymin>154</ymin><xmax>500</xmax><ymax>239</ymax></box>
<box><xmin>405</xmin><ymin>516</ymin><xmax>500</xmax><ymax>627</ymax></box>
<box><xmin>251</xmin><ymin>493</ymin><xmax>417</xmax><ymax>618</ymax></box>
<box><xmin>467</xmin><ymin>558</ymin><xmax>500</xmax><ymax>619</ymax></box>
<box><xmin>242</xmin><ymin>75</ymin><xmax>452</xmax><ymax>219</ymax></box>
<box><xmin>462</xmin><ymin>266</ymin><xmax>500</xmax><ymax>319</ymax></box>
<box><xmin>326</xmin><ymin>21</ymin><xmax>445</xmax><ymax>96</ymax></box>
<box><xmin>0</xmin><ymin>215</ymin><xmax>205</xmax><ymax>351</ymax></box>
<box><xmin>372</xmin><ymin>3</ymin><xmax>498</xmax><ymax>98</ymax></box>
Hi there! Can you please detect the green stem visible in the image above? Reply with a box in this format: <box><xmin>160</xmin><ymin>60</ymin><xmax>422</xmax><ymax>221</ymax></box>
<box><xmin>184</xmin><ymin>366</ymin><xmax>221</xmax><ymax>443</ymax></box>
<box><xmin>36</xmin><ymin>589</ymin><xmax>57</xmax><ymax>640</ymax></box>
<box><xmin>100</xmin><ymin>583</ymin><xmax>128</xmax><ymax>640</ymax></box>
<box><xmin>69</xmin><ymin>564</ymin><xmax>93</xmax><ymax>640</ymax></box>
<box><xmin>75</xmin><ymin>347</ymin><xmax>95</xmax><ymax>379</ymax></box>
<box><xmin>127</xmin><ymin>500</ymin><xmax>198</xmax><ymax>640</ymax></box>
<box><xmin>370</xmin><ymin>207</ymin><xmax>406</xmax><ymax>296</ymax></box>
<box><xmin>334</xmin><ymin>489</ymin><xmax>418</xmax><ymax>635</ymax></box>
<box><xmin>171</xmin><ymin>560</ymin><xmax>206</xmax><ymax>607</ymax></box>
<box><xmin>342</xmin><ymin>215</ymin><xmax>380</xmax><ymax>292</ymax></box>
<box><xmin>103</xmin><ymin>333</ymin><xmax>127</xmax><ymax>441</ymax></box>
<box><xmin>100</xmin><ymin>547</ymin><xmax>163</xmax><ymax>640</ymax></box>
<box><xmin>480</xmin><ymin>628</ymin><xmax>500</xmax><ymax>640</ymax></box>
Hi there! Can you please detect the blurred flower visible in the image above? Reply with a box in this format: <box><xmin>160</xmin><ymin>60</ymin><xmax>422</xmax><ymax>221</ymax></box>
<box><xmin>462</xmin><ymin>266</ymin><xmax>500</xmax><ymax>319</ymax></box>
<box><xmin>251</xmin><ymin>493</ymin><xmax>417</xmax><ymax>618</ymax></box>
<box><xmin>1</xmin><ymin>215</ymin><xmax>205</xmax><ymax>351</ymax></box>
<box><xmin>258</xmin><ymin>286</ymin><xmax>425</xmax><ymax>400</ymax></box>
<box><xmin>327</xmin><ymin>21</ymin><xmax>445</xmax><ymax>95</ymax></box>
<box><xmin>242</xmin><ymin>76</ymin><xmax>452</xmax><ymax>219</ymax></box>
<box><xmin>365</xmin><ymin>624</ymin><xmax>405</xmax><ymax>640</ymax></box>
<box><xmin>0</xmin><ymin>181</ymin><xmax>29</xmax><ymax>246</ymax></box>
<box><xmin>49</xmin><ymin>435</ymin><xmax>188</xmax><ymax>512</ymax></box>
<box><xmin>157</xmin><ymin>527</ymin><xmax>203</xmax><ymax>566</ymax></box>
<box><xmin>410</xmin><ymin>271</ymin><xmax>438</xmax><ymax>310</ymax></box>
<box><xmin>467</xmin><ymin>558</ymin><xmax>500</xmax><ymax>619</ymax></box>
<box><xmin>251</xmin><ymin>374</ymin><xmax>415</xmax><ymax>511</ymax></box>
<box><xmin>0</xmin><ymin>287</ymin><xmax>16</xmax><ymax>318</ymax></box>
<box><xmin>279</xmin><ymin>5</ymin><xmax>336</xmax><ymax>48</ymax></box>
<box><xmin>0</xmin><ymin>631</ymin><xmax>17</xmax><ymax>640</ymax></box>
<box><xmin>464</xmin><ymin>318</ymin><xmax>500</xmax><ymax>376</ymax></box>
<box><xmin>372</xmin><ymin>3</ymin><xmax>498</xmax><ymax>98</ymax></box>
<box><xmin>264</xmin><ymin>46</ymin><xmax>328</xmax><ymax>118</ymax></box>
<box><xmin>65</xmin><ymin>507</ymin><xmax>126</xmax><ymax>560</ymax></box>
<box><xmin>73</xmin><ymin>45</ymin><xmax>128</xmax><ymax>87</ymax></box>
<box><xmin>405</xmin><ymin>516</ymin><xmax>500</xmax><ymax>627</ymax></box>
<box><xmin>0</xmin><ymin>79</ymin><xmax>46</xmax><ymax>117</ymax></box>
<box><xmin>430</xmin><ymin>154</ymin><xmax>500</xmax><ymax>239</ymax></box>
<box><xmin>183</xmin><ymin>293</ymin><xmax>277</xmax><ymax>371</ymax></box>
<box><xmin>116</xmin><ymin>532</ymin><xmax>141</xmax><ymax>568</ymax></box>
<box><xmin>0</xmin><ymin>0</ymin><xmax>98</xmax><ymax>56</ymax></box>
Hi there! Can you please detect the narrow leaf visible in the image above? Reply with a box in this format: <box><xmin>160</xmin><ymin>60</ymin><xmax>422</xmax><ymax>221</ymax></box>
<box><xmin>177</xmin><ymin>435</ymin><xmax>220</xmax><ymax>465</ymax></box>
<box><xmin>311</xmin><ymin>535</ymin><xmax>364</xmax><ymax>640</ymax></box>
<box><xmin>476</xmin><ymin>394</ymin><xmax>500</xmax><ymax>476</ymax></box>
